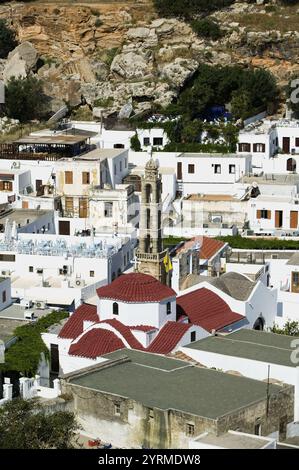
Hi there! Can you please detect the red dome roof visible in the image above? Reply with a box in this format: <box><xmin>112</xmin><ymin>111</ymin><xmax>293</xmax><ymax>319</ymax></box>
<box><xmin>97</xmin><ymin>273</ymin><xmax>176</xmax><ymax>303</ymax></box>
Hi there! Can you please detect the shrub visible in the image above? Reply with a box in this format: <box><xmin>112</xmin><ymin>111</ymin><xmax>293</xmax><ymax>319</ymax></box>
<box><xmin>130</xmin><ymin>133</ymin><xmax>142</xmax><ymax>152</ymax></box>
<box><xmin>191</xmin><ymin>19</ymin><xmax>222</xmax><ymax>40</ymax></box>
<box><xmin>0</xmin><ymin>19</ymin><xmax>17</xmax><ymax>59</ymax></box>
<box><xmin>153</xmin><ymin>0</ymin><xmax>234</xmax><ymax>19</ymax></box>
<box><xmin>5</xmin><ymin>76</ymin><xmax>49</xmax><ymax>123</ymax></box>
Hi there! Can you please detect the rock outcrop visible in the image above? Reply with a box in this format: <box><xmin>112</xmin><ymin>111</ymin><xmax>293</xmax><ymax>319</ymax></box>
<box><xmin>0</xmin><ymin>1</ymin><xmax>299</xmax><ymax>117</ymax></box>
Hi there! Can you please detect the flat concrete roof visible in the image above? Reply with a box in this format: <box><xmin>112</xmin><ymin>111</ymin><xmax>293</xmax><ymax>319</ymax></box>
<box><xmin>287</xmin><ymin>253</ymin><xmax>299</xmax><ymax>266</ymax></box>
<box><xmin>186</xmin><ymin>329</ymin><xmax>298</xmax><ymax>368</ymax></box>
<box><xmin>68</xmin><ymin>348</ymin><xmax>281</xmax><ymax>419</ymax></box>
<box><xmin>73</xmin><ymin>148</ymin><xmax>126</xmax><ymax>161</ymax></box>
<box><xmin>185</xmin><ymin>194</ymin><xmax>237</xmax><ymax>202</ymax></box>
<box><xmin>241</xmin><ymin>174</ymin><xmax>299</xmax><ymax>186</ymax></box>
<box><xmin>14</xmin><ymin>135</ymin><xmax>88</xmax><ymax>145</ymax></box>
<box><xmin>0</xmin><ymin>318</ymin><xmax>24</xmax><ymax>343</ymax></box>
<box><xmin>193</xmin><ymin>431</ymin><xmax>272</xmax><ymax>449</ymax></box>
<box><xmin>180</xmin><ymin>153</ymin><xmax>247</xmax><ymax>159</ymax></box>
<box><xmin>0</xmin><ymin>209</ymin><xmax>51</xmax><ymax>228</ymax></box>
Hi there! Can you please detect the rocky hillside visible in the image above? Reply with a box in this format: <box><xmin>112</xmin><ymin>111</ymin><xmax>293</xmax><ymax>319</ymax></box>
<box><xmin>1</xmin><ymin>1</ymin><xmax>299</xmax><ymax>118</ymax></box>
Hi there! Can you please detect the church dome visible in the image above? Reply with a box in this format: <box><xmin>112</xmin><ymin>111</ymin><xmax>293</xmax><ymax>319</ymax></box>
<box><xmin>97</xmin><ymin>273</ymin><xmax>176</xmax><ymax>303</ymax></box>
<box><xmin>145</xmin><ymin>157</ymin><xmax>158</xmax><ymax>170</ymax></box>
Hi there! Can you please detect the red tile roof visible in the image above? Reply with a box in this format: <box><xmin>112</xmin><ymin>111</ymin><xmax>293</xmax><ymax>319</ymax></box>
<box><xmin>130</xmin><ymin>325</ymin><xmax>157</xmax><ymax>332</ymax></box>
<box><xmin>175</xmin><ymin>236</ymin><xmax>225</xmax><ymax>260</ymax></box>
<box><xmin>69</xmin><ymin>328</ymin><xmax>125</xmax><ymax>358</ymax></box>
<box><xmin>59</xmin><ymin>304</ymin><xmax>99</xmax><ymax>339</ymax></box>
<box><xmin>176</xmin><ymin>287</ymin><xmax>243</xmax><ymax>333</ymax></box>
<box><xmin>97</xmin><ymin>273</ymin><xmax>176</xmax><ymax>303</ymax></box>
<box><xmin>147</xmin><ymin>321</ymin><xmax>192</xmax><ymax>354</ymax></box>
<box><xmin>100</xmin><ymin>319</ymin><xmax>144</xmax><ymax>350</ymax></box>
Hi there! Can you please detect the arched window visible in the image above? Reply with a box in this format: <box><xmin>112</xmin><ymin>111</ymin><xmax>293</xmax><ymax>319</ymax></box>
<box><xmin>146</xmin><ymin>208</ymin><xmax>151</xmax><ymax>229</ymax></box>
<box><xmin>166</xmin><ymin>302</ymin><xmax>171</xmax><ymax>315</ymax></box>
<box><xmin>145</xmin><ymin>234</ymin><xmax>151</xmax><ymax>253</ymax></box>
<box><xmin>287</xmin><ymin>158</ymin><xmax>296</xmax><ymax>172</ymax></box>
<box><xmin>145</xmin><ymin>184</ymin><xmax>152</xmax><ymax>203</ymax></box>
<box><xmin>113</xmin><ymin>302</ymin><xmax>119</xmax><ymax>315</ymax></box>
<box><xmin>253</xmin><ymin>316</ymin><xmax>265</xmax><ymax>331</ymax></box>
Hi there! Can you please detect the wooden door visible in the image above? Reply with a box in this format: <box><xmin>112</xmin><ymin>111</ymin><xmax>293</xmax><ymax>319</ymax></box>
<box><xmin>177</xmin><ymin>162</ymin><xmax>182</xmax><ymax>180</ymax></box>
<box><xmin>35</xmin><ymin>179</ymin><xmax>42</xmax><ymax>192</ymax></box>
<box><xmin>22</xmin><ymin>201</ymin><xmax>29</xmax><ymax>209</ymax></box>
<box><xmin>290</xmin><ymin>211</ymin><xmax>298</xmax><ymax>229</ymax></box>
<box><xmin>291</xmin><ymin>272</ymin><xmax>299</xmax><ymax>293</ymax></box>
<box><xmin>275</xmin><ymin>210</ymin><xmax>283</xmax><ymax>228</ymax></box>
<box><xmin>59</xmin><ymin>220</ymin><xmax>70</xmax><ymax>235</ymax></box>
<box><xmin>79</xmin><ymin>198</ymin><xmax>88</xmax><ymax>218</ymax></box>
<box><xmin>282</xmin><ymin>137</ymin><xmax>290</xmax><ymax>154</ymax></box>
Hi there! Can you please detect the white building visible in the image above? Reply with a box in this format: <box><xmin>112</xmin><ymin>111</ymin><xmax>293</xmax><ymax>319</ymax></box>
<box><xmin>181</xmin><ymin>329</ymin><xmax>299</xmax><ymax>424</ymax></box>
<box><xmin>0</xmin><ymin>232</ymin><xmax>135</xmax><ymax>310</ymax></box>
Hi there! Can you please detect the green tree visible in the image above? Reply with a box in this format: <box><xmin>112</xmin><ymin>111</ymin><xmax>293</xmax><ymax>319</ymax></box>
<box><xmin>230</xmin><ymin>90</ymin><xmax>253</xmax><ymax>119</ymax></box>
<box><xmin>0</xmin><ymin>19</ymin><xmax>17</xmax><ymax>59</ymax></box>
<box><xmin>191</xmin><ymin>19</ymin><xmax>222</xmax><ymax>41</ymax></box>
<box><xmin>130</xmin><ymin>133</ymin><xmax>142</xmax><ymax>152</ymax></box>
<box><xmin>0</xmin><ymin>399</ymin><xmax>78</xmax><ymax>449</ymax></box>
<box><xmin>181</xmin><ymin>119</ymin><xmax>203</xmax><ymax>143</ymax></box>
<box><xmin>5</xmin><ymin>76</ymin><xmax>48</xmax><ymax>123</ymax></box>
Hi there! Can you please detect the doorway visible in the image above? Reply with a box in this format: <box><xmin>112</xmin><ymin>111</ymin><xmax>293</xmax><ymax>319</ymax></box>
<box><xmin>275</xmin><ymin>210</ymin><xmax>283</xmax><ymax>228</ymax></box>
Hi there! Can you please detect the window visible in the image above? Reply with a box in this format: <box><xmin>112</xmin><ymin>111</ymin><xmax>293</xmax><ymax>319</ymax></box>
<box><xmin>82</xmin><ymin>172</ymin><xmax>90</xmax><ymax>184</ymax></box>
<box><xmin>64</xmin><ymin>171</ymin><xmax>73</xmax><ymax>184</ymax></box>
<box><xmin>296</xmin><ymin>138</ymin><xmax>299</xmax><ymax>147</ymax></box>
<box><xmin>149</xmin><ymin>408</ymin><xmax>154</xmax><ymax>420</ymax></box>
<box><xmin>292</xmin><ymin>272</ymin><xmax>299</xmax><ymax>287</ymax></box>
<box><xmin>188</xmin><ymin>164</ymin><xmax>195</xmax><ymax>174</ymax></box>
<box><xmin>90</xmin><ymin>271</ymin><xmax>95</xmax><ymax>278</ymax></box>
<box><xmin>37</xmin><ymin>269</ymin><xmax>43</xmax><ymax>275</ymax></box>
<box><xmin>214</xmin><ymin>164</ymin><xmax>221</xmax><ymax>174</ymax></box>
<box><xmin>144</xmin><ymin>137</ymin><xmax>150</xmax><ymax>146</ymax></box>
<box><xmin>104</xmin><ymin>202</ymin><xmax>113</xmax><ymax>218</ymax></box>
<box><xmin>253</xmin><ymin>143</ymin><xmax>265</xmax><ymax>152</ymax></box>
<box><xmin>29</xmin><ymin>266</ymin><xmax>33</xmax><ymax>273</ymax></box>
<box><xmin>0</xmin><ymin>181</ymin><xmax>13</xmax><ymax>191</ymax></box>
<box><xmin>254</xmin><ymin>420</ymin><xmax>261</xmax><ymax>436</ymax></box>
<box><xmin>238</xmin><ymin>143</ymin><xmax>251</xmax><ymax>152</ymax></box>
<box><xmin>186</xmin><ymin>423</ymin><xmax>194</xmax><ymax>437</ymax></box>
<box><xmin>114</xmin><ymin>144</ymin><xmax>124</xmax><ymax>149</ymax></box>
<box><xmin>229</xmin><ymin>164</ymin><xmax>235</xmax><ymax>174</ymax></box>
<box><xmin>65</xmin><ymin>197</ymin><xmax>74</xmax><ymax>215</ymax></box>
<box><xmin>190</xmin><ymin>331</ymin><xmax>196</xmax><ymax>342</ymax></box>
<box><xmin>166</xmin><ymin>302</ymin><xmax>171</xmax><ymax>315</ymax></box>
<box><xmin>153</xmin><ymin>137</ymin><xmax>163</xmax><ymax>146</ymax></box>
<box><xmin>114</xmin><ymin>403</ymin><xmax>121</xmax><ymax>416</ymax></box>
<box><xmin>257</xmin><ymin>209</ymin><xmax>271</xmax><ymax>219</ymax></box>
<box><xmin>0</xmin><ymin>254</ymin><xmax>15</xmax><ymax>262</ymax></box>
<box><xmin>2</xmin><ymin>290</ymin><xmax>6</xmax><ymax>303</ymax></box>
<box><xmin>113</xmin><ymin>302</ymin><xmax>119</xmax><ymax>315</ymax></box>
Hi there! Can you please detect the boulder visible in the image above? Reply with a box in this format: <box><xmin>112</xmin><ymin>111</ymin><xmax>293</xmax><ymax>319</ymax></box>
<box><xmin>111</xmin><ymin>51</ymin><xmax>153</xmax><ymax>79</ymax></box>
<box><xmin>7</xmin><ymin>42</ymin><xmax>38</xmax><ymax>71</ymax></box>
<box><xmin>159</xmin><ymin>58</ymin><xmax>198</xmax><ymax>89</ymax></box>
<box><xmin>3</xmin><ymin>41</ymin><xmax>38</xmax><ymax>83</ymax></box>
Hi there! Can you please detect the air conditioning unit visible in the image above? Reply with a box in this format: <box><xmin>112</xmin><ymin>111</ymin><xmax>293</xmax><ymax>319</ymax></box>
<box><xmin>1</xmin><ymin>270</ymin><xmax>11</xmax><ymax>276</ymax></box>
<box><xmin>75</xmin><ymin>279</ymin><xmax>85</xmax><ymax>288</ymax></box>
<box><xmin>34</xmin><ymin>300</ymin><xmax>47</xmax><ymax>309</ymax></box>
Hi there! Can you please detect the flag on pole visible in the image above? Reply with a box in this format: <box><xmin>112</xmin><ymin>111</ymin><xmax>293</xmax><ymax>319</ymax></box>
<box><xmin>163</xmin><ymin>253</ymin><xmax>173</xmax><ymax>273</ymax></box>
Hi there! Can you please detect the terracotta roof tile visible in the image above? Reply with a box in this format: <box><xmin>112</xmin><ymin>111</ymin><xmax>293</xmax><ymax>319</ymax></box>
<box><xmin>175</xmin><ymin>236</ymin><xmax>225</xmax><ymax>260</ymax></box>
<box><xmin>69</xmin><ymin>328</ymin><xmax>125</xmax><ymax>358</ymax></box>
<box><xmin>97</xmin><ymin>273</ymin><xmax>176</xmax><ymax>303</ymax></box>
<box><xmin>147</xmin><ymin>321</ymin><xmax>192</xmax><ymax>354</ymax></box>
<box><xmin>176</xmin><ymin>287</ymin><xmax>243</xmax><ymax>333</ymax></box>
<box><xmin>100</xmin><ymin>319</ymin><xmax>144</xmax><ymax>350</ymax></box>
<box><xmin>130</xmin><ymin>325</ymin><xmax>157</xmax><ymax>332</ymax></box>
<box><xmin>58</xmin><ymin>304</ymin><xmax>99</xmax><ymax>339</ymax></box>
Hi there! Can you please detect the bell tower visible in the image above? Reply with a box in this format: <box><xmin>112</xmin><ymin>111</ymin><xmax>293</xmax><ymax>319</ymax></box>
<box><xmin>135</xmin><ymin>151</ymin><xmax>169</xmax><ymax>284</ymax></box>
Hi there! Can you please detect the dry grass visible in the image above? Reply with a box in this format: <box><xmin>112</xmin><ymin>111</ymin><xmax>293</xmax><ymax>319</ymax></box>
<box><xmin>0</xmin><ymin>122</ymin><xmax>49</xmax><ymax>144</ymax></box>
<box><xmin>231</xmin><ymin>6</ymin><xmax>299</xmax><ymax>33</ymax></box>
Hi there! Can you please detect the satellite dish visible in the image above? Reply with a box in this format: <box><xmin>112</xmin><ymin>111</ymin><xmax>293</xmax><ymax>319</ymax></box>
<box><xmin>48</xmin><ymin>106</ymin><xmax>68</xmax><ymax>123</ymax></box>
